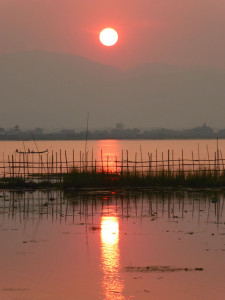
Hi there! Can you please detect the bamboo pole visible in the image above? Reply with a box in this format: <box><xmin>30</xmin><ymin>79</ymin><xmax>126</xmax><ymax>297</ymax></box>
<box><xmin>121</xmin><ymin>150</ymin><xmax>124</xmax><ymax>175</ymax></box>
<box><xmin>32</xmin><ymin>152</ymin><xmax>34</xmax><ymax>175</ymax></box>
<box><xmin>38</xmin><ymin>153</ymin><xmax>40</xmax><ymax>174</ymax></box>
<box><xmin>56</xmin><ymin>152</ymin><xmax>58</xmax><ymax>174</ymax></box>
<box><xmin>140</xmin><ymin>146</ymin><xmax>143</xmax><ymax>175</ymax></box>
<box><xmin>206</xmin><ymin>144</ymin><xmax>210</xmax><ymax>171</ymax></box>
<box><xmin>126</xmin><ymin>150</ymin><xmax>129</xmax><ymax>173</ymax></box>
<box><xmin>82</xmin><ymin>153</ymin><xmax>84</xmax><ymax>172</ymax></box>
<box><xmin>65</xmin><ymin>150</ymin><xmax>68</xmax><ymax>173</ymax></box>
<box><xmin>148</xmin><ymin>152</ymin><xmax>150</xmax><ymax>175</ymax></box>
<box><xmin>8</xmin><ymin>155</ymin><xmax>11</xmax><ymax>177</ymax></box>
<box><xmin>178</xmin><ymin>158</ymin><xmax>181</xmax><ymax>175</ymax></box>
<box><xmin>198</xmin><ymin>143</ymin><xmax>200</xmax><ymax>171</ymax></box>
<box><xmin>192</xmin><ymin>151</ymin><xmax>195</xmax><ymax>172</ymax></box>
<box><xmin>217</xmin><ymin>138</ymin><xmax>219</xmax><ymax>170</ymax></box>
<box><xmin>107</xmin><ymin>155</ymin><xmax>109</xmax><ymax>174</ymax></box>
<box><xmin>162</xmin><ymin>152</ymin><xmax>164</xmax><ymax>173</ymax></box>
<box><xmin>91</xmin><ymin>149</ymin><xmax>93</xmax><ymax>172</ymax></box>
<box><xmin>85</xmin><ymin>152</ymin><xmax>87</xmax><ymax>171</ymax></box>
<box><xmin>26</xmin><ymin>153</ymin><xmax>29</xmax><ymax>176</ymax></box>
<box><xmin>135</xmin><ymin>152</ymin><xmax>137</xmax><ymax>175</ymax></box>
<box><xmin>18</xmin><ymin>152</ymin><xmax>21</xmax><ymax>176</ymax></box>
<box><xmin>220</xmin><ymin>150</ymin><xmax>224</xmax><ymax>172</ymax></box>
<box><xmin>214</xmin><ymin>152</ymin><xmax>217</xmax><ymax>174</ymax></box>
<box><xmin>40</xmin><ymin>155</ymin><xmax>43</xmax><ymax>176</ymax></box>
<box><xmin>182</xmin><ymin>149</ymin><xmax>184</xmax><ymax>173</ymax></box>
<box><xmin>51</xmin><ymin>150</ymin><xmax>54</xmax><ymax>175</ymax></box>
<box><xmin>12</xmin><ymin>155</ymin><xmax>14</xmax><ymax>178</ymax></box>
<box><xmin>60</xmin><ymin>149</ymin><xmax>62</xmax><ymax>174</ymax></box>
<box><xmin>168</xmin><ymin>150</ymin><xmax>170</xmax><ymax>175</ymax></box>
<box><xmin>23</xmin><ymin>153</ymin><xmax>26</xmax><ymax>178</ymax></box>
<box><xmin>172</xmin><ymin>150</ymin><xmax>174</xmax><ymax>174</ymax></box>
<box><xmin>46</xmin><ymin>153</ymin><xmax>49</xmax><ymax>178</ymax></box>
<box><xmin>101</xmin><ymin>149</ymin><xmax>104</xmax><ymax>172</ymax></box>
<box><xmin>150</xmin><ymin>153</ymin><xmax>152</xmax><ymax>174</ymax></box>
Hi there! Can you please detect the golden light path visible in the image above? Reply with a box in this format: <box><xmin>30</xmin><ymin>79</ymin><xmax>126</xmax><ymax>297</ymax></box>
<box><xmin>97</xmin><ymin>140</ymin><xmax>120</xmax><ymax>173</ymax></box>
<box><xmin>101</xmin><ymin>216</ymin><xmax>124</xmax><ymax>299</ymax></box>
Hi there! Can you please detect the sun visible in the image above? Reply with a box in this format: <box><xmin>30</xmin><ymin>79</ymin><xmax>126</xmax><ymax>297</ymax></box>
<box><xmin>99</xmin><ymin>28</ymin><xmax>118</xmax><ymax>47</ymax></box>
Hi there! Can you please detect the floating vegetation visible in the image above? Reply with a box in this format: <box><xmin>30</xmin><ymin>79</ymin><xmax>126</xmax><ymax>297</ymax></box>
<box><xmin>2</xmin><ymin>288</ymin><xmax>30</xmax><ymax>292</ymax></box>
<box><xmin>90</xmin><ymin>225</ymin><xmax>101</xmax><ymax>231</ymax></box>
<box><xmin>125</xmin><ymin>265</ymin><xmax>204</xmax><ymax>273</ymax></box>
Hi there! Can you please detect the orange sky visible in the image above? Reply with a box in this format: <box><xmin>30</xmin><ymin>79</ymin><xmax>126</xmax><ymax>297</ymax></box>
<box><xmin>0</xmin><ymin>0</ymin><xmax>225</xmax><ymax>69</ymax></box>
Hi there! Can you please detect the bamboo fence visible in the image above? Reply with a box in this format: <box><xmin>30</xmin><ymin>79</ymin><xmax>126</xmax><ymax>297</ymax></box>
<box><xmin>0</xmin><ymin>147</ymin><xmax>224</xmax><ymax>179</ymax></box>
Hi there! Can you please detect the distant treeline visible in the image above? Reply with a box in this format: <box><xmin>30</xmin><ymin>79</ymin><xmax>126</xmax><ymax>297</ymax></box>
<box><xmin>0</xmin><ymin>124</ymin><xmax>225</xmax><ymax>140</ymax></box>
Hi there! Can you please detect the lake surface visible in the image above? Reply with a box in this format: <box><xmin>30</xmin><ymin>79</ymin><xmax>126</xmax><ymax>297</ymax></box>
<box><xmin>1</xmin><ymin>189</ymin><xmax>225</xmax><ymax>299</ymax></box>
<box><xmin>0</xmin><ymin>139</ymin><xmax>223</xmax><ymax>161</ymax></box>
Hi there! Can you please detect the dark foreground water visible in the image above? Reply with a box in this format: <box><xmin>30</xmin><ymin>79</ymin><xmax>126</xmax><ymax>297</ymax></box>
<box><xmin>0</xmin><ymin>189</ymin><xmax>225</xmax><ymax>299</ymax></box>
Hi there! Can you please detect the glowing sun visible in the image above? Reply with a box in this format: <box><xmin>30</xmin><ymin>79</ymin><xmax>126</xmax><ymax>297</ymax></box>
<box><xmin>99</xmin><ymin>28</ymin><xmax>118</xmax><ymax>46</ymax></box>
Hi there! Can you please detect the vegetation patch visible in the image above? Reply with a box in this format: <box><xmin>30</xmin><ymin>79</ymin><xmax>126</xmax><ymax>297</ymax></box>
<box><xmin>1</xmin><ymin>169</ymin><xmax>225</xmax><ymax>189</ymax></box>
<box><xmin>125</xmin><ymin>265</ymin><xmax>203</xmax><ymax>273</ymax></box>
<box><xmin>63</xmin><ymin>169</ymin><xmax>225</xmax><ymax>189</ymax></box>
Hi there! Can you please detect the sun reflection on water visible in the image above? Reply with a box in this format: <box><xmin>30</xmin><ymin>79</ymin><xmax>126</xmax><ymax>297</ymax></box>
<box><xmin>97</xmin><ymin>140</ymin><xmax>120</xmax><ymax>173</ymax></box>
<box><xmin>101</xmin><ymin>216</ymin><xmax>124</xmax><ymax>299</ymax></box>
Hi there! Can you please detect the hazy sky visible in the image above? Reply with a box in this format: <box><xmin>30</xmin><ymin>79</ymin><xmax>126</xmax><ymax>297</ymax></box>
<box><xmin>0</xmin><ymin>0</ymin><xmax>225</xmax><ymax>69</ymax></box>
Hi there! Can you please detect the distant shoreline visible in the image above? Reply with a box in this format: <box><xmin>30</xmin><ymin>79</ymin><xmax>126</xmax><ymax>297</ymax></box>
<box><xmin>1</xmin><ymin>124</ymin><xmax>224</xmax><ymax>141</ymax></box>
<box><xmin>0</xmin><ymin>136</ymin><xmax>224</xmax><ymax>141</ymax></box>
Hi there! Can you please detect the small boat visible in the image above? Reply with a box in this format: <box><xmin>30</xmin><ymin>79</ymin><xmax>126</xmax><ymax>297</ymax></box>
<box><xmin>15</xmin><ymin>149</ymin><xmax>48</xmax><ymax>154</ymax></box>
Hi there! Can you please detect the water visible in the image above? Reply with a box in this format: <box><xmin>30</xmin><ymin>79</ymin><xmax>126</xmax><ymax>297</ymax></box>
<box><xmin>0</xmin><ymin>189</ymin><xmax>225</xmax><ymax>299</ymax></box>
<box><xmin>0</xmin><ymin>139</ymin><xmax>223</xmax><ymax>161</ymax></box>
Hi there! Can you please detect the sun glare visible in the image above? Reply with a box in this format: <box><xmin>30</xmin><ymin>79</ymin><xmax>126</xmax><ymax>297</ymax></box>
<box><xmin>99</xmin><ymin>28</ymin><xmax>118</xmax><ymax>47</ymax></box>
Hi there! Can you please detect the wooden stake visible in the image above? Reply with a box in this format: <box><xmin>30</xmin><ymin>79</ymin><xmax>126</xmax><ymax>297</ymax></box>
<box><xmin>101</xmin><ymin>149</ymin><xmax>104</xmax><ymax>172</ymax></box>
<box><xmin>220</xmin><ymin>150</ymin><xmax>224</xmax><ymax>172</ymax></box>
<box><xmin>135</xmin><ymin>152</ymin><xmax>137</xmax><ymax>175</ymax></box>
<box><xmin>182</xmin><ymin>149</ymin><xmax>184</xmax><ymax>173</ymax></box>
<box><xmin>140</xmin><ymin>146</ymin><xmax>143</xmax><ymax>175</ymax></box>
<box><xmin>60</xmin><ymin>149</ymin><xmax>62</xmax><ymax>174</ymax></box>
<box><xmin>206</xmin><ymin>144</ymin><xmax>210</xmax><ymax>171</ymax></box>
<box><xmin>65</xmin><ymin>150</ymin><xmax>68</xmax><ymax>173</ymax></box>
<box><xmin>121</xmin><ymin>150</ymin><xmax>124</xmax><ymax>175</ymax></box>
<box><xmin>126</xmin><ymin>150</ymin><xmax>129</xmax><ymax>173</ymax></box>
<box><xmin>73</xmin><ymin>149</ymin><xmax>75</xmax><ymax>170</ymax></box>
<box><xmin>12</xmin><ymin>155</ymin><xmax>14</xmax><ymax>178</ymax></box>
<box><xmin>192</xmin><ymin>151</ymin><xmax>195</xmax><ymax>172</ymax></box>
<box><xmin>168</xmin><ymin>150</ymin><xmax>170</xmax><ymax>175</ymax></box>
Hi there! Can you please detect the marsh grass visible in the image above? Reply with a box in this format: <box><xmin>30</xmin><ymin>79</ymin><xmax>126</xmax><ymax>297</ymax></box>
<box><xmin>62</xmin><ymin>169</ymin><xmax>225</xmax><ymax>188</ymax></box>
<box><xmin>1</xmin><ymin>169</ymin><xmax>225</xmax><ymax>189</ymax></box>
